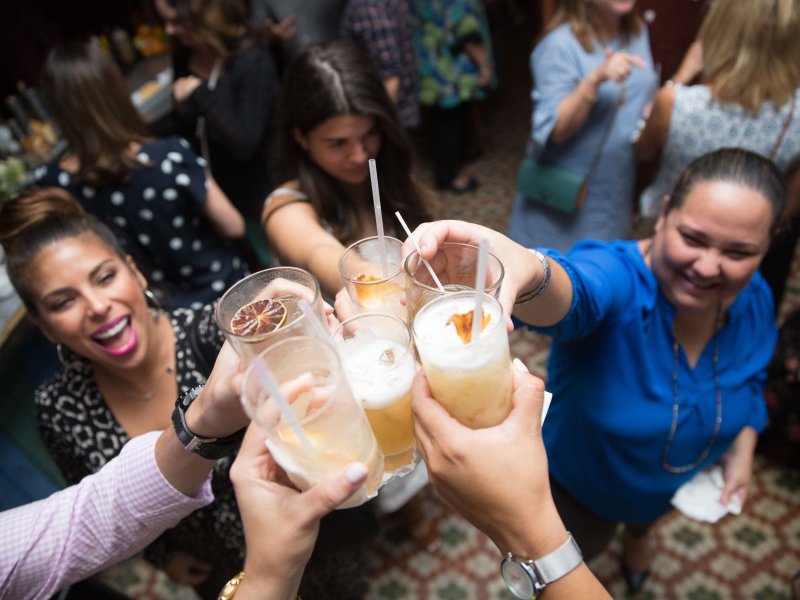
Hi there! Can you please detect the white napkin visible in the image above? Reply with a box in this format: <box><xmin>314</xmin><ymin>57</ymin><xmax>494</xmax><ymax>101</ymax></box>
<box><xmin>670</xmin><ymin>465</ymin><xmax>742</xmax><ymax>523</ymax></box>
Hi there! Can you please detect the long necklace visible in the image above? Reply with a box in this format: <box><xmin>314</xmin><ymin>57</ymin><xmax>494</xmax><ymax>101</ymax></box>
<box><xmin>661</xmin><ymin>309</ymin><xmax>724</xmax><ymax>474</ymax></box>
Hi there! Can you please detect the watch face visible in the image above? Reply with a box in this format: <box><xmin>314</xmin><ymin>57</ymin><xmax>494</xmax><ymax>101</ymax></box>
<box><xmin>501</xmin><ymin>559</ymin><xmax>535</xmax><ymax>599</ymax></box>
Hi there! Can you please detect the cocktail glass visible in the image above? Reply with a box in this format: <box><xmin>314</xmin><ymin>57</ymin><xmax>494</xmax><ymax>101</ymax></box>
<box><xmin>403</xmin><ymin>242</ymin><xmax>504</xmax><ymax>323</ymax></box>
<box><xmin>339</xmin><ymin>236</ymin><xmax>406</xmax><ymax>323</ymax></box>
<box><xmin>412</xmin><ymin>291</ymin><xmax>512</xmax><ymax>429</ymax></box>
<box><xmin>216</xmin><ymin>267</ymin><xmax>327</xmax><ymax>360</ymax></box>
<box><xmin>332</xmin><ymin>312</ymin><xmax>417</xmax><ymax>478</ymax></box>
<box><xmin>241</xmin><ymin>336</ymin><xmax>384</xmax><ymax>509</ymax></box>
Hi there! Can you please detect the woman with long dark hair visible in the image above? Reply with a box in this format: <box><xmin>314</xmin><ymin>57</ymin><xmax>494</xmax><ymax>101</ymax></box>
<box><xmin>262</xmin><ymin>40</ymin><xmax>432</xmax><ymax>297</ymax></box>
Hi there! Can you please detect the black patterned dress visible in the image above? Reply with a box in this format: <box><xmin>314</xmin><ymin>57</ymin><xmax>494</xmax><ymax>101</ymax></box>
<box><xmin>35</xmin><ymin>305</ymin><xmax>243</xmax><ymax>599</ymax></box>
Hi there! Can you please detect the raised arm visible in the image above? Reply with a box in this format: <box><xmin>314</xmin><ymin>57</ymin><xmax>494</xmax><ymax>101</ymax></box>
<box><xmin>262</xmin><ymin>192</ymin><xmax>347</xmax><ymax>298</ymax></box>
<box><xmin>407</xmin><ymin>220</ymin><xmax>574</xmax><ymax>327</ymax></box>
<box><xmin>412</xmin><ymin>361</ymin><xmax>612</xmax><ymax>599</ymax></box>
<box><xmin>1</xmin><ymin>342</ymin><xmax>248</xmax><ymax>598</ymax></box>
<box><xmin>634</xmin><ymin>84</ymin><xmax>675</xmax><ymax>163</ymax></box>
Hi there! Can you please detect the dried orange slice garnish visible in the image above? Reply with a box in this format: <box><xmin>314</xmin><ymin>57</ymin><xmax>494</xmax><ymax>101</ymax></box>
<box><xmin>354</xmin><ymin>273</ymin><xmax>401</xmax><ymax>306</ymax></box>
<box><xmin>447</xmin><ymin>310</ymin><xmax>491</xmax><ymax>344</ymax></box>
<box><xmin>230</xmin><ymin>298</ymin><xmax>287</xmax><ymax>336</ymax></box>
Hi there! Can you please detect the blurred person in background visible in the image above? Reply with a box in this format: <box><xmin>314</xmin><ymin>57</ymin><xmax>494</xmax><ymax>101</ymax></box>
<box><xmin>37</xmin><ymin>40</ymin><xmax>247</xmax><ymax>311</ymax></box>
<box><xmin>508</xmin><ymin>0</ymin><xmax>657</xmax><ymax>253</ymax></box>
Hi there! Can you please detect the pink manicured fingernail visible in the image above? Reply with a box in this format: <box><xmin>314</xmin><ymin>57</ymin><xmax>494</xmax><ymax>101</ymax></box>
<box><xmin>345</xmin><ymin>463</ymin><xmax>368</xmax><ymax>485</ymax></box>
<box><xmin>513</xmin><ymin>358</ymin><xmax>530</xmax><ymax>373</ymax></box>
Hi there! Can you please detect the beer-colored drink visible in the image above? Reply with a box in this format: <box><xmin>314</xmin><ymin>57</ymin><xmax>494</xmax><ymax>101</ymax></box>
<box><xmin>241</xmin><ymin>336</ymin><xmax>384</xmax><ymax>509</ymax></box>
<box><xmin>334</xmin><ymin>313</ymin><xmax>416</xmax><ymax>474</ymax></box>
<box><xmin>413</xmin><ymin>291</ymin><xmax>512</xmax><ymax>428</ymax></box>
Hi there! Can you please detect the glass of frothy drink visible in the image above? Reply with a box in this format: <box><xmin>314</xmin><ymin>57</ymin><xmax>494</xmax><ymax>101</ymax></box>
<box><xmin>241</xmin><ymin>336</ymin><xmax>384</xmax><ymax>509</ymax></box>
<box><xmin>216</xmin><ymin>267</ymin><xmax>327</xmax><ymax>359</ymax></box>
<box><xmin>332</xmin><ymin>312</ymin><xmax>417</xmax><ymax>478</ymax></box>
<box><xmin>412</xmin><ymin>291</ymin><xmax>512</xmax><ymax>428</ymax></box>
<box><xmin>339</xmin><ymin>236</ymin><xmax>406</xmax><ymax>323</ymax></box>
<box><xmin>404</xmin><ymin>242</ymin><xmax>504</xmax><ymax>323</ymax></box>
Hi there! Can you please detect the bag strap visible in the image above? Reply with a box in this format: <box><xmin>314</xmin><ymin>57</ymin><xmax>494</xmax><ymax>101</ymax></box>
<box><xmin>769</xmin><ymin>93</ymin><xmax>796</xmax><ymax>160</ymax></box>
<box><xmin>196</xmin><ymin>58</ymin><xmax>224</xmax><ymax>170</ymax></box>
<box><xmin>584</xmin><ymin>86</ymin><xmax>625</xmax><ymax>181</ymax></box>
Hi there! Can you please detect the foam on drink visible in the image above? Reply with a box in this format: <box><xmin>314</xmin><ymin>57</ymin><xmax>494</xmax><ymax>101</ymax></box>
<box><xmin>413</xmin><ymin>292</ymin><xmax>512</xmax><ymax>428</ymax></box>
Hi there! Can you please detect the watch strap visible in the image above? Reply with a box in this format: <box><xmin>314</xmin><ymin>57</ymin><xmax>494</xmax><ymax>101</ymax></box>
<box><xmin>529</xmin><ymin>533</ymin><xmax>583</xmax><ymax>587</ymax></box>
<box><xmin>172</xmin><ymin>385</ymin><xmax>246</xmax><ymax>459</ymax></box>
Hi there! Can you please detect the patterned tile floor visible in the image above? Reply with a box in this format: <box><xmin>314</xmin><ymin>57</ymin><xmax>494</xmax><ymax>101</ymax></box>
<box><xmin>103</xmin><ymin>16</ymin><xmax>800</xmax><ymax>600</ymax></box>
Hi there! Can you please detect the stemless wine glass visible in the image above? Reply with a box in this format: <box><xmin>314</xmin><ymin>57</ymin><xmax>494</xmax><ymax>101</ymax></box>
<box><xmin>215</xmin><ymin>267</ymin><xmax>327</xmax><ymax>359</ymax></box>
<box><xmin>241</xmin><ymin>336</ymin><xmax>384</xmax><ymax>509</ymax></box>
<box><xmin>404</xmin><ymin>242</ymin><xmax>504</xmax><ymax>323</ymax></box>
<box><xmin>332</xmin><ymin>312</ymin><xmax>417</xmax><ymax>478</ymax></box>
<box><xmin>339</xmin><ymin>236</ymin><xmax>406</xmax><ymax>323</ymax></box>
<box><xmin>412</xmin><ymin>291</ymin><xmax>512</xmax><ymax>429</ymax></box>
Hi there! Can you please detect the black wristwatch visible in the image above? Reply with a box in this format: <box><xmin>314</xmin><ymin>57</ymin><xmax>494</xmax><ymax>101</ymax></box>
<box><xmin>500</xmin><ymin>533</ymin><xmax>583</xmax><ymax>599</ymax></box>
<box><xmin>171</xmin><ymin>385</ymin><xmax>246</xmax><ymax>459</ymax></box>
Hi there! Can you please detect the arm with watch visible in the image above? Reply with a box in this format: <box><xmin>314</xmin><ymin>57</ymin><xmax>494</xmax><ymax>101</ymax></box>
<box><xmin>412</xmin><ymin>359</ymin><xmax>611</xmax><ymax>599</ymax></box>
<box><xmin>0</xmin><ymin>341</ymin><xmax>248</xmax><ymax>599</ymax></box>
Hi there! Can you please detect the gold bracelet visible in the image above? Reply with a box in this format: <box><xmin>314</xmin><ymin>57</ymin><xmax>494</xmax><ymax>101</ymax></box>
<box><xmin>218</xmin><ymin>571</ymin><xmax>302</xmax><ymax>600</ymax></box>
<box><xmin>218</xmin><ymin>571</ymin><xmax>245</xmax><ymax>600</ymax></box>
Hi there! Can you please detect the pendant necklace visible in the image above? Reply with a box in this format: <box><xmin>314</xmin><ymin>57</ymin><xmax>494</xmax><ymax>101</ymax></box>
<box><xmin>661</xmin><ymin>307</ymin><xmax>724</xmax><ymax>474</ymax></box>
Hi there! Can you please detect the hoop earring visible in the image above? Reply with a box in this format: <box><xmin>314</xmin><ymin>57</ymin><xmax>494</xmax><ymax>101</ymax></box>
<box><xmin>57</xmin><ymin>343</ymin><xmax>69</xmax><ymax>367</ymax></box>
<box><xmin>144</xmin><ymin>288</ymin><xmax>163</xmax><ymax>321</ymax></box>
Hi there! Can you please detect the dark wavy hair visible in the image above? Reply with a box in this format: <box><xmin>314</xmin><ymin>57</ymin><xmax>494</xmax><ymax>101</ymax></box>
<box><xmin>0</xmin><ymin>187</ymin><xmax>126</xmax><ymax>315</ymax></box>
<box><xmin>276</xmin><ymin>41</ymin><xmax>431</xmax><ymax>243</ymax></box>
<box><xmin>42</xmin><ymin>41</ymin><xmax>150</xmax><ymax>187</ymax></box>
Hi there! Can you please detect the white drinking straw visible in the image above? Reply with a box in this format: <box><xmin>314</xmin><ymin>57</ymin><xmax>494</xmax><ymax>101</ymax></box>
<box><xmin>394</xmin><ymin>211</ymin><xmax>445</xmax><ymax>293</ymax></box>
<box><xmin>249</xmin><ymin>358</ymin><xmax>314</xmax><ymax>453</ymax></box>
<box><xmin>368</xmin><ymin>159</ymin><xmax>389</xmax><ymax>278</ymax></box>
<box><xmin>471</xmin><ymin>239</ymin><xmax>488</xmax><ymax>343</ymax></box>
<box><xmin>298</xmin><ymin>299</ymin><xmax>329</xmax><ymax>340</ymax></box>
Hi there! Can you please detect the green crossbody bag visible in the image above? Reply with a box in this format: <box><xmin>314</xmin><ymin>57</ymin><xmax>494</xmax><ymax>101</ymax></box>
<box><xmin>516</xmin><ymin>158</ymin><xmax>588</xmax><ymax>213</ymax></box>
<box><xmin>517</xmin><ymin>90</ymin><xmax>622</xmax><ymax>214</ymax></box>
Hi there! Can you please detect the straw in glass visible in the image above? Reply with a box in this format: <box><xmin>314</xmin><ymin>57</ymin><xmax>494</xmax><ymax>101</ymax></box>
<box><xmin>298</xmin><ymin>299</ymin><xmax>329</xmax><ymax>340</ymax></box>
<box><xmin>249</xmin><ymin>357</ymin><xmax>314</xmax><ymax>453</ymax></box>
<box><xmin>471</xmin><ymin>239</ymin><xmax>488</xmax><ymax>343</ymax></box>
<box><xmin>394</xmin><ymin>211</ymin><xmax>445</xmax><ymax>293</ymax></box>
<box><xmin>368</xmin><ymin>159</ymin><xmax>389</xmax><ymax>278</ymax></box>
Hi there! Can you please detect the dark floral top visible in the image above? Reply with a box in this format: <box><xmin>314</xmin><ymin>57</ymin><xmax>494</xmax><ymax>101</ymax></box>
<box><xmin>35</xmin><ymin>305</ymin><xmax>243</xmax><ymax>598</ymax></box>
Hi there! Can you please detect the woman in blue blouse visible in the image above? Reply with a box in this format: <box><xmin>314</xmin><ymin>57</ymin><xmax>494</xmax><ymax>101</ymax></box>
<box><xmin>508</xmin><ymin>0</ymin><xmax>657</xmax><ymax>253</ymax></box>
<box><xmin>408</xmin><ymin>148</ymin><xmax>784</xmax><ymax>594</ymax></box>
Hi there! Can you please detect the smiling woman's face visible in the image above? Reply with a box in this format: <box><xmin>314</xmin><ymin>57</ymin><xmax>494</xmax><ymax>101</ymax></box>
<box><xmin>28</xmin><ymin>232</ymin><xmax>151</xmax><ymax>371</ymax></box>
<box><xmin>649</xmin><ymin>180</ymin><xmax>773</xmax><ymax>313</ymax></box>
<box><xmin>294</xmin><ymin>114</ymin><xmax>382</xmax><ymax>186</ymax></box>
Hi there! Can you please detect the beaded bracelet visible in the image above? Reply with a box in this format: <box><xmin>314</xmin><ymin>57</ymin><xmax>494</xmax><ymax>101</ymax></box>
<box><xmin>514</xmin><ymin>249</ymin><xmax>552</xmax><ymax>305</ymax></box>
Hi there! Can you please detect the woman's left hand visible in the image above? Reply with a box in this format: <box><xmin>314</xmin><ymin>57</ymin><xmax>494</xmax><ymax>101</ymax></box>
<box><xmin>719</xmin><ymin>428</ymin><xmax>757</xmax><ymax>506</ymax></box>
<box><xmin>172</xmin><ymin>76</ymin><xmax>202</xmax><ymax>103</ymax></box>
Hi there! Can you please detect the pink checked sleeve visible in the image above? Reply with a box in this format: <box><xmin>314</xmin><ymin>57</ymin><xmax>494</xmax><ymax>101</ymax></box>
<box><xmin>0</xmin><ymin>431</ymin><xmax>214</xmax><ymax>600</ymax></box>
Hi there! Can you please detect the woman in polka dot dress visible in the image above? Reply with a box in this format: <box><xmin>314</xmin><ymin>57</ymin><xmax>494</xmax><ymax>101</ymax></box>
<box><xmin>36</xmin><ymin>41</ymin><xmax>248</xmax><ymax>311</ymax></box>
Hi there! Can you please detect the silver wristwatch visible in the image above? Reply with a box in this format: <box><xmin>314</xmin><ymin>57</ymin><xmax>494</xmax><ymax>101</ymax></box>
<box><xmin>500</xmin><ymin>533</ymin><xmax>583</xmax><ymax>599</ymax></box>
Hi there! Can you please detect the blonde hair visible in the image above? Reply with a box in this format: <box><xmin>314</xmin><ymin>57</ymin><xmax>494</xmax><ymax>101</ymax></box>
<box><xmin>700</xmin><ymin>0</ymin><xmax>800</xmax><ymax>112</ymax></box>
<box><xmin>545</xmin><ymin>0</ymin><xmax>642</xmax><ymax>52</ymax></box>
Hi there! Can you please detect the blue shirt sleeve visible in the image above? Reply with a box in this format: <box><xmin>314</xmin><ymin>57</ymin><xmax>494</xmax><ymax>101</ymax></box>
<box><xmin>529</xmin><ymin>241</ymin><xmax>651</xmax><ymax>342</ymax></box>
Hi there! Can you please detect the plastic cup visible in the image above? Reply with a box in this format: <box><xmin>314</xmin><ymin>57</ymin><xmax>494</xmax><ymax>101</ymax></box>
<box><xmin>339</xmin><ymin>236</ymin><xmax>406</xmax><ymax>323</ymax></box>
<box><xmin>241</xmin><ymin>336</ymin><xmax>384</xmax><ymax>509</ymax></box>
<box><xmin>332</xmin><ymin>312</ymin><xmax>417</xmax><ymax>477</ymax></box>
<box><xmin>215</xmin><ymin>267</ymin><xmax>327</xmax><ymax>360</ymax></box>
<box><xmin>412</xmin><ymin>291</ymin><xmax>512</xmax><ymax>429</ymax></box>
<box><xmin>404</xmin><ymin>242</ymin><xmax>504</xmax><ymax>323</ymax></box>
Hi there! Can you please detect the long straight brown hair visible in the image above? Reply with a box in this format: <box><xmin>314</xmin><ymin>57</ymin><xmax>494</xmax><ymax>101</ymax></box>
<box><xmin>42</xmin><ymin>41</ymin><xmax>149</xmax><ymax>187</ymax></box>
<box><xmin>277</xmin><ymin>41</ymin><xmax>431</xmax><ymax>243</ymax></box>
